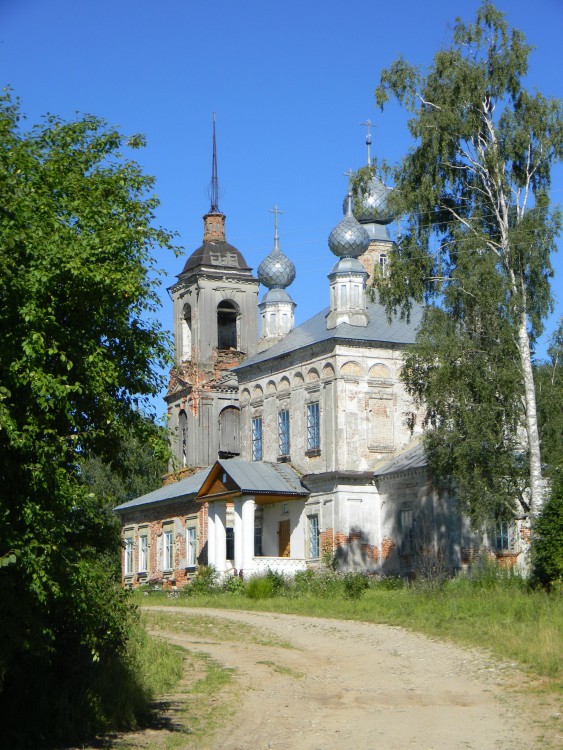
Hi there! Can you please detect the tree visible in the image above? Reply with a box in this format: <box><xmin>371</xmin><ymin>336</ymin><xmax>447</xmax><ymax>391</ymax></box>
<box><xmin>372</xmin><ymin>1</ymin><xmax>563</xmax><ymax>519</ymax></box>
<box><xmin>535</xmin><ymin>317</ymin><xmax>563</xmax><ymax>476</ymax></box>
<box><xmin>80</xmin><ymin>420</ymin><xmax>171</xmax><ymax>509</ymax></box>
<box><xmin>0</xmin><ymin>90</ymin><xmax>177</xmax><ymax>745</ymax></box>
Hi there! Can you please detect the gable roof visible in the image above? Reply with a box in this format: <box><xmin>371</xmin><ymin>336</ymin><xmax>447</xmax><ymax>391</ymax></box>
<box><xmin>114</xmin><ymin>467</ymin><xmax>211</xmax><ymax>513</ymax></box>
<box><xmin>373</xmin><ymin>443</ymin><xmax>427</xmax><ymax>477</ymax></box>
<box><xmin>198</xmin><ymin>458</ymin><xmax>309</xmax><ymax>498</ymax></box>
<box><xmin>236</xmin><ymin>298</ymin><xmax>424</xmax><ymax>372</ymax></box>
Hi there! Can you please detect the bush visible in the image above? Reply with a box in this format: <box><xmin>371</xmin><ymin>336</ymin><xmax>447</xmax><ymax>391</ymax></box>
<box><xmin>222</xmin><ymin>574</ymin><xmax>246</xmax><ymax>594</ymax></box>
<box><xmin>532</xmin><ymin>477</ymin><xmax>563</xmax><ymax>590</ymax></box>
<box><xmin>246</xmin><ymin>574</ymin><xmax>276</xmax><ymax>599</ymax></box>
<box><xmin>292</xmin><ymin>567</ymin><xmax>341</xmax><ymax>596</ymax></box>
<box><xmin>182</xmin><ymin>565</ymin><xmax>219</xmax><ymax>596</ymax></box>
<box><xmin>342</xmin><ymin>571</ymin><xmax>369</xmax><ymax>599</ymax></box>
<box><xmin>373</xmin><ymin>575</ymin><xmax>405</xmax><ymax>591</ymax></box>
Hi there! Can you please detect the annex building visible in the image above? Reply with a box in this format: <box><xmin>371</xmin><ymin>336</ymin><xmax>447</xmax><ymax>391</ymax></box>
<box><xmin>115</xmin><ymin>127</ymin><xmax>528</xmax><ymax>587</ymax></box>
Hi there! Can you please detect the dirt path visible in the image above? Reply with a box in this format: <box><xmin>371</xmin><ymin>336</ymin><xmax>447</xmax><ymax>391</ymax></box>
<box><xmin>144</xmin><ymin>606</ymin><xmax>554</xmax><ymax>750</ymax></box>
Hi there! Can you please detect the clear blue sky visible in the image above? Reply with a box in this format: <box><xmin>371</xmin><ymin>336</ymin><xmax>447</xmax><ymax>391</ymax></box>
<box><xmin>2</xmin><ymin>0</ymin><xmax>562</xmax><ymax>416</ymax></box>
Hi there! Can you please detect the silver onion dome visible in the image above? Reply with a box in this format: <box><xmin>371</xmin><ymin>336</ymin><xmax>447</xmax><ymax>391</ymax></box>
<box><xmin>343</xmin><ymin>173</ymin><xmax>394</xmax><ymax>225</ymax></box>
<box><xmin>258</xmin><ymin>206</ymin><xmax>296</xmax><ymax>289</ymax></box>
<box><xmin>329</xmin><ymin>193</ymin><xmax>371</xmax><ymax>258</ymax></box>
<box><xmin>257</xmin><ymin>241</ymin><xmax>296</xmax><ymax>289</ymax></box>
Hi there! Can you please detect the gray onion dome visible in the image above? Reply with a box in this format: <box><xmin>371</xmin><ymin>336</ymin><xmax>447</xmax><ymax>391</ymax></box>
<box><xmin>257</xmin><ymin>242</ymin><xmax>296</xmax><ymax>289</ymax></box>
<box><xmin>344</xmin><ymin>174</ymin><xmax>394</xmax><ymax>225</ymax></box>
<box><xmin>329</xmin><ymin>194</ymin><xmax>371</xmax><ymax>258</ymax></box>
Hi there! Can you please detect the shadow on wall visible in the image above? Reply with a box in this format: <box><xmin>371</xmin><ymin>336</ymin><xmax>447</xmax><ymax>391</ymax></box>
<box><xmin>333</xmin><ymin>526</ymin><xmax>380</xmax><ymax>572</ymax></box>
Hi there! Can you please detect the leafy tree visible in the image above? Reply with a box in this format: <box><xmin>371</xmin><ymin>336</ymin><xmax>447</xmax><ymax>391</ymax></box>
<box><xmin>80</xmin><ymin>420</ymin><xmax>171</xmax><ymax>508</ymax></box>
<box><xmin>531</xmin><ymin>474</ymin><xmax>563</xmax><ymax>589</ymax></box>
<box><xmin>371</xmin><ymin>1</ymin><xmax>563</xmax><ymax>519</ymax></box>
<box><xmin>0</xmin><ymin>91</ymin><xmax>176</xmax><ymax>745</ymax></box>
<box><xmin>535</xmin><ymin>317</ymin><xmax>563</xmax><ymax>475</ymax></box>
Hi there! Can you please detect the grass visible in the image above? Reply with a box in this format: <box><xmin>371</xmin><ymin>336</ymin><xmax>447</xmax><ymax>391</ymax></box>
<box><xmin>134</xmin><ymin>578</ymin><xmax>563</xmax><ymax>692</ymax></box>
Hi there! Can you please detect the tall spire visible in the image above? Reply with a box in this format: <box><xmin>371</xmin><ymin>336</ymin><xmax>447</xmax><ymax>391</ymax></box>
<box><xmin>209</xmin><ymin>112</ymin><xmax>220</xmax><ymax>213</ymax></box>
<box><xmin>360</xmin><ymin>119</ymin><xmax>372</xmax><ymax>167</ymax></box>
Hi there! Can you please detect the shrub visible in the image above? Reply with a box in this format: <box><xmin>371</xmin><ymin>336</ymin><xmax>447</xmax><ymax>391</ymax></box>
<box><xmin>373</xmin><ymin>575</ymin><xmax>405</xmax><ymax>591</ymax></box>
<box><xmin>292</xmin><ymin>567</ymin><xmax>341</xmax><ymax>596</ymax></box>
<box><xmin>222</xmin><ymin>574</ymin><xmax>246</xmax><ymax>594</ymax></box>
<box><xmin>532</xmin><ymin>476</ymin><xmax>563</xmax><ymax>590</ymax></box>
<box><xmin>246</xmin><ymin>574</ymin><xmax>276</xmax><ymax>599</ymax></box>
<box><xmin>182</xmin><ymin>565</ymin><xmax>219</xmax><ymax>596</ymax></box>
<box><xmin>342</xmin><ymin>571</ymin><xmax>369</xmax><ymax>599</ymax></box>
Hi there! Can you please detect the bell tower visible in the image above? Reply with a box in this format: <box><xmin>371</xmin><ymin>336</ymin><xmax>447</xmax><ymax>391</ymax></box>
<box><xmin>166</xmin><ymin>115</ymin><xmax>259</xmax><ymax>470</ymax></box>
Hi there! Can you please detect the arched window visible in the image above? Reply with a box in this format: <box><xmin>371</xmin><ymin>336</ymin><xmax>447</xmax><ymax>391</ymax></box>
<box><xmin>181</xmin><ymin>303</ymin><xmax>192</xmax><ymax>360</ymax></box>
<box><xmin>217</xmin><ymin>300</ymin><xmax>239</xmax><ymax>350</ymax></box>
<box><xmin>219</xmin><ymin>406</ymin><xmax>240</xmax><ymax>458</ymax></box>
<box><xmin>178</xmin><ymin>410</ymin><xmax>188</xmax><ymax>467</ymax></box>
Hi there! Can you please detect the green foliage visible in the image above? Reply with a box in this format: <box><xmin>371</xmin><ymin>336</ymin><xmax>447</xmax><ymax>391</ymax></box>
<box><xmin>531</xmin><ymin>477</ymin><xmax>563</xmax><ymax>590</ymax></box>
<box><xmin>370</xmin><ymin>2</ymin><xmax>563</xmax><ymax>521</ymax></box>
<box><xmin>535</xmin><ymin>318</ymin><xmax>563</xmax><ymax>476</ymax></box>
<box><xmin>182</xmin><ymin>565</ymin><xmax>220</xmax><ymax>596</ymax></box>
<box><xmin>222</xmin><ymin>574</ymin><xmax>246</xmax><ymax>594</ymax></box>
<box><xmin>245</xmin><ymin>570</ymin><xmax>287</xmax><ymax>600</ymax></box>
<box><xmin>342</xmin><ymin>571</ymin><xmax>369</xmax><ymax>599</ymax></box>
<box><xmin>246</xmin><ymin>574</ymin><xmax>276</xmax><ymax>599</ymax></box>
<box><xmin>0</xmin><ymin>91</ymin><xmax>178</xmax><ymax>746</ymax></box>
<box><xmin>80</xmin><ymin>422</ymin><xmax>171</xmax><ymax>507</ymax></box>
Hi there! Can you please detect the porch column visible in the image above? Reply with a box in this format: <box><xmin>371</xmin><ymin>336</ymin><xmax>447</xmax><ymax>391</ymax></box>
<box><xmin>214</xmin><ymin>501</ymin><xmax>227</xmax><ymax>573</ymax></box>
<box><xmin>234</xmin><ymin>498</ymin><xmax>243</xmax><ymax>572</ymax></box>
<box><xmin>207</xmin><ymin>502</ymin><xmax>216</xmax><ymax>568</ymax></box>
<box><xmin>241</xmin><ymin>496</ymin><xmax>256</xmax><ymax>573</ymax></box>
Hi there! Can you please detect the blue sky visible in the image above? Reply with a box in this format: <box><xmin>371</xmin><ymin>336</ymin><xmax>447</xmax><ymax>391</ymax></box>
<box><xmin>2</xmin><ymin>0</ymin><xmax>562</xmax><ymax>416</ymax></box>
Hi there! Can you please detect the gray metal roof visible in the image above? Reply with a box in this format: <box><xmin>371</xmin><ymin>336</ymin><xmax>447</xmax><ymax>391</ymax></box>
<box><xmin>216</xmin><ymin>458</ymin><xmax>308</xmax><ymax>496</ymax></box>
<box><xmin>180</xmin><ymin>240</ymin><xmax>252</xmax><ymax>276</ymax></box>
<box><xmin>114</xmin><ymin>467</ymin><xmax>211</xmax><ymax>513</ymax></box>
<box><xmin>374</xmin><ymin>443</ymin><xmax>427</xmax><ymax>477</ymax></box>
<box><xmin>237</xmin><ymin>298</ymin><xmax>424</xmax><ymax>372</ymax></box>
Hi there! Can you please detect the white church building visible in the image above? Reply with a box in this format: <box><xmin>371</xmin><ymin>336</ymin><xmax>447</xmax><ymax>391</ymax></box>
<box><xmin>115</xmin><ymin>126</ymin><xmax>526</xmax><ymax>587</ymax></box>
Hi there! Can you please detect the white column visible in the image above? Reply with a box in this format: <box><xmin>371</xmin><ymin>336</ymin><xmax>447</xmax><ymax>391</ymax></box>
<box><xmin>214</xmin><ymin>501</ymin><xmax>227</xmax><ymax>573</ymax></box>
<box><xmin>242</xmin><ymin>496</ymin><xmax>256</xmax><ymax>573</ymax></box>
<box><xmin>207</xmin><ymin>502</ymin><xmax>216</xmax><ymax>568</ymax></box>
<box><xmin>234</xmin><ymin>498</ymin><xmax>243</xmax><ymax>572</ymax></box>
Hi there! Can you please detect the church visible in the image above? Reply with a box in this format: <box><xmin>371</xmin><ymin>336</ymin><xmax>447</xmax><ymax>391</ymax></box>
<box><xmin>114</xmin><ymin>125</ymin><xmax>526</xmax><ymax>587</ymax></box>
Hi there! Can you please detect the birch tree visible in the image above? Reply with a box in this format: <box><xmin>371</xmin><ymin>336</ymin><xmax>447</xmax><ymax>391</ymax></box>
<box><xmin>373</xmin><ymin>2</ymin><xmax>563</xmax><ymax>518</ymax></box>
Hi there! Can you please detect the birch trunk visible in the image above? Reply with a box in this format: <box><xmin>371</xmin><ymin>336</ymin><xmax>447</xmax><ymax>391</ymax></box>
<box><xmin>516</xmin><ymin>309</ymin><xmax>543</xmax><ymax>517</ymax></box>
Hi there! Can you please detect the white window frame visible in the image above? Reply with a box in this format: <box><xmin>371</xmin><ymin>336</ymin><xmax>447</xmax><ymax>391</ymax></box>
<box><xmin>186</xmin><ymin>520</ymin><xmax>198</xmax><ymax>568</ymax></box>
<box><xmin>306</xmin><ymin>402</ymin><xmax>320</xmax><ymax>451</ymax></box>
<box><xmin>138</xmin><ymin>532</ymin><xmax>148</xmax><ymax>574</ymax></box>
<box><xmin>124</xmin><ymin>535</ymin><xmax>133</xmax><ymax>576</ymax></box>
<box><xmin>308</xmin><ymin>515</ymin><xmax>320</xmax><ymax>559</ymax></box>
<box><xmin>252</xmin><ymin>416</ymin><xmax>263</xmax><ymax>461</ymax></box>
<box><xmin>163</xmin><ymin>528</ymin><xmax>174</xmax><ymax>571</ymax></box>
<box><xmin>278</xmin><ymin>409</ymin><xmax>290</xmax><ymax>457</ymax></box>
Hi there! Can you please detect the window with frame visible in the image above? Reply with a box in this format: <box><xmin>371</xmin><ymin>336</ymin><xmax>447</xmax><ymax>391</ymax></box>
<box><xmin>400</xmin><ymin>509</ymin><xmax>414</xmax><ymax>555</ymax></box>
<box><xmin>252</xmin><ymin>416</ymin><xmax>263</xmax><ymax>461</ymax></box>
<box><xmin>494</xmin><ymin>518</ymin><xmax>517</xmax><ymax>552</ymax></box>
<box><xmin>254</xmin><ymin>525</ymin><xmax>263</xmax><ymax>557</ymax></box>
<box><xmin>278</xmin><ymin>409</ymin><xmax>290</xmax><ymax>457</ymax></box>
<box><xmin>138</xmin><ymin>532</ymin><xmax>148</xmax><ymax>573</ymax></box>
<box><xmin>186</xmin><ymin>522</ymin><xmax>197</xmax><ymax>567</ymax></box>
<box><xmin>308</xmin><ymin>515</ymin><xmax>320</xmax><ymax>559</ymax></box>
<box><xmin>163</xmin><ymin>528</ymin><xmax>174</xmax><ymax>571</ymax></box>
<box><xmin>306</xmin><ymin>402</ymin><xmax>320</xmax><ymax>451</ymax></box>
<box><xmin>124</xmin><ymin>536</ymin><xmax>133</xmax><ymax>576</ymax></box>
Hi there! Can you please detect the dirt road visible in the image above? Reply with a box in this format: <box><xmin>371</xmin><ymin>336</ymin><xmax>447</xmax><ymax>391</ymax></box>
<box><xmin>145</xmin><ymin>606</ymin><xmax>553</xmax><ymax>750</ymax></box>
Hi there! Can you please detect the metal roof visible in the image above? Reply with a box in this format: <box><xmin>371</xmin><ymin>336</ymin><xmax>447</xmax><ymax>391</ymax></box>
<box><xmin>180</xmin><ymin>240</ymin><xmax>252</xmax><ymax>276</ymax></box>
<box><xmin>114</xmin><ymin>467</ymin><xmax>211</xmax><ymax>513</ymax></box>
<box><xmin>236</xmin><ymin>298</ymin><xmax>424</xmax><ymax>372</ymax></box>
<box><xmin>213</xmin><ymin>458</ymin><xmax>308</xmax><ymax>496</ymax></box>
<box><xmin>373</xmin><ymin>443</ymin><xmax>427</xmax><ymax>477</ymax></box>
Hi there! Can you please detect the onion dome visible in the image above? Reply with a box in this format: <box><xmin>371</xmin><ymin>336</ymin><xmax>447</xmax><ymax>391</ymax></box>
<box><xmin>257</xmin><ymin>207</ymin><xmax>296</xmax><ymax>289</ymax></box>
<box><xmin>329</xmin><ymin>189</ymin><xmax>371</xmax><ymax>258</ymax></box>
<box><xmin>346</xmin><ymin>173</ymin><xmax>394</xmax><ymax>225</ymax></box>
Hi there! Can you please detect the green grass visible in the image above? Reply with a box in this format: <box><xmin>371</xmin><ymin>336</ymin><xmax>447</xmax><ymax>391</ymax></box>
<box><xmin>136</xmin><ymin>583</ymin><xmax>563</xmax><ymax>691</ymax></box>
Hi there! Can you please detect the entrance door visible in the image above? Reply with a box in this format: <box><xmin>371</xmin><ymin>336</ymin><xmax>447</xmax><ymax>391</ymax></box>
<box><xmin>278</xmin><ymin>519</ymin><xmax>290</xmax><ymax>558</ymax></box>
